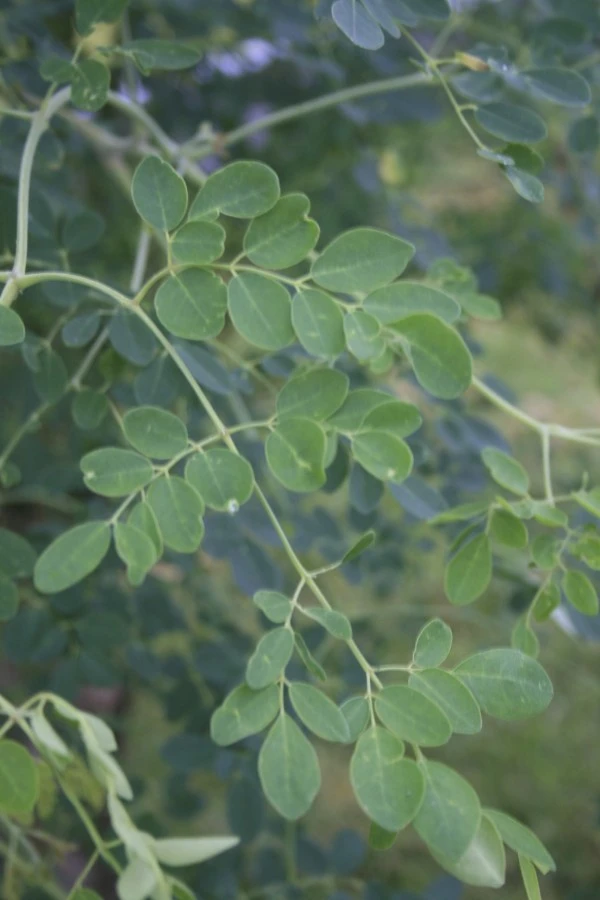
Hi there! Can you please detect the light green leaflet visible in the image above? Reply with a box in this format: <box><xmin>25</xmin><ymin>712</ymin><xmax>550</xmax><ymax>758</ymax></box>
<box><xmin>484</xmin><ymin>808</ymin><xmax>555</xmax><ymax>873</ymax></box>
<box><xmin>210</xmin><ymin>684</ymin><xmax>280</xmax><ymax>746</ymax></box>
<box><xmin>190</xmin><ymin>161</ymin><xmax>280</xmax><ymax>220</ymax></box>
<box><xmin>351</xmin><ymin>431</ymin><xmax>413</xmax><ymax>483</ymax></box>
<box><xmin>0</xmin><ymin>529</ymin><xmax>36</xmax><ymax>579</ymax></box>
<box><xmin>444</xmin><ymin>534</ymin><xmax>492</xmax><ymax>606</ymax></box>
<box><xmin>170</xmin><ymin>221</ymin><xmax>226</xmax><ymax>265</ymax></box>
<box><xmin>72</xmin><ymin>390</ymin><xmax>108</xmax><ymax>430</ymax></box>
<box><xmin>350</xmin><ymin>727</ymin><xmax>424</xmax><ymax>832</ymax></box>
<box><xmin>123</xmin><ymin>406</ymin><xmax>188</xmax><ymax>460</ymax></box>
<box><xmin>276</xmin><ymin>369</ymin><xmax>349</xmax><ymax>421</ymax></box>
<box><xmin>258</xmin><ymin>713</ymin><xmax>321</xmax><ymax>820</ymax></box>
<box><xmin>244</xmin><ymin>193</ymin><xmax>319</xmax><ymax>269</ymax></box>
<box><xmin>359</xmin><ymin>400</ymin><xmax>422</xmax><ymax>439</ymax></box>
<box><xmin>430</xmin><ymin>814</ymin><xmax>506</xmax><ymax>888</ymax></box>
<box><xmin>562</xmin><ymin>569</ymin><xmax>599</xmax><ymax>615</ymax></box>
<box><xmin>0</xmin><ymin>741</ymin><xmax>39</xmax><ymax>814</ymax></box>
<box><xmin>228</xmin><ymin>272</ymin><xmax>295</xmax><ymax>350</ymax></box>
<box><xmin>291</xmin><ymin>289</ymin><xmax>345</xmax><ymax>358</ymax></box>
<box><xmin>185</xmin><ymin>449</ymin><xmax>254</xmax><ymax>511</ymax></box>
<box><xmin>409</xmin><ymin>669</ymin><xmax>482</xmax><ymax>735</ymax></box>
<box><xmin>481</xmin><ymin>447</ymin><xmax>530</xmax><ymax>495</ymax></box>
<box><xmin>302</xmin><ymin>606</ymin><xmax>352</xmax><ymax>640</ymax></box>
<box><xmin>392</xmin><ymin>313</ymin><xmax>473</xmax><ymax>399</ymax></box>
<box><xmin>364</xmin><ymin>282</ymin><xmax>461</xmax><ymax>325</ymax></box>
<box><xmin>490</xmin><ymin>508</ymin><xmax>528</xmax><ymax>548</ymax></box>
<box><xmin>341</xmin><ymin>696</ymin><xmax>370</xmax><ymax>742</ymax></box>
<box><xmin>414</xmin><ymin>760</ymin><xmax>481</xmax><ymax>862</ymax></box>
<box><xmin>253</xmin><ymin>590</ymin><xmax>292</xmax><ymax>624</ymax></box>
<box><xmin>265</xmin><ymin>417</ymin><xmax>326</xmax><ymax>492</ymax></box>
<box><xmin>311</xmin><ymin>227</ymin><xmax>415</xmax><ymax>294</ymax></box>
<box><xmin>128</xmin><ymin>500</ymin><xmax>163</xmax><ymax>557</ymax></box>
<box><xmin>246</xmin><ymin>627</ymin><xmax>294</xmax><ymax>689</ymax></box>
<box><xmin>0</xmin><ymin>306</ymin><xmax>25</xmax><ymax>346</ymax></box>
<box><xmin>454</xmin><ymin>649</ymin><xmax>553</xmax><ymax>720</ymax></box>
<box><xmin>147</xmin><ymin>476</ymin><xmax>205</xmax><ymax>553</ymax></box>
<box><xmin>375</xmin><ymin>685</ymin><xmax>451</xmax><ymax>746</ymax></box>
<box><xmin>344</xmin><ymin>310</ymin><xmax>385</xmax><ymax>361</ymax></box>
<box><xmin>114</xmin><ymin>522</ymin><xmax>158</xmax><ymax>586</ymax></box>
<box><xmin>413</xmin><ymin>618</ymin><xmax>453</xmax><ymax>668</ymax></box>
<box><xmin>155</xmin><ymin>269</ymin><xmax>227</xmax><ymax>340</ymax></box>
<box><xmin>152</xmin><ymin>836</ymin><xmax>239</xmax><ymax>867</ymax></box>
<box><xmin>80</xmin><ymin>448</ymin><xmax>153</xmax><ymax>497</ymax></box>
<box><xmin>288</xmin><ymin>682</ymin><xmax>350</xmax><ymax>742</ymax></box>
<box><xmin>34</xmin><ymin>522</ymin><xmax>111</xmax><ymax>594</ymax></box>
<box><xmin>131</xmin><ymin>156</ymin><xmax>187</xmax><ymax>232</ymax></box>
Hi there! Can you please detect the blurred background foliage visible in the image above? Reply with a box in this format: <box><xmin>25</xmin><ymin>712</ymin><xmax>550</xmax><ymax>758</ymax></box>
<box><xmin>1</xmin><ymin>0</ymin><xmax>600</xmax><ymax>898</ymax></box>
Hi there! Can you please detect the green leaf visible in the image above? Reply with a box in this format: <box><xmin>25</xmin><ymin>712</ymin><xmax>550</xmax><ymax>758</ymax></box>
<box><xmin>289</xmin><ymin>682</ymin><xmax>350</xmax><ymax>742</ymax></box>
<box><xmin>482</xmin><ymin>447</ymin><xmax>530</xmax><ymax>495</ymax></box>
<box><xmin>71</xmin><ymin>890</ymin><xmax>102</xmax><ymax>900</ymax></box>
<box><xmin>244</xmin><ymin>193</ymin><xmax>319</xmax><ymax>269</ymax></box>
<box><xmin>343</xmin><ymin>310</ymin><xmax>384</xmax><ymax>361</ymax></box>
<box><xmin>413</xmin><ymin>618</ymin><xmax>452</xmax><ymax>668</ymax></box>
<box><xmin>414</xmin><ymin>760</ymin><xmax>481</xmax><ymax>861</ymax></box>
<box><xmin>454</xmin><ymin>649</ymin><xmax>553</xmax><ymax>720</ymax></box>
<box><xmin>458</xmin><ymin>292</ymin><xmax>502</xmax><ymax>320</ymax></box>
<box><xmin>258</xmin><ymin>713</ymin><xmax>321</xmax><ymax>820</ymax></box>
<box><xmin>511</xmin><ymin>616</ymin><xmax>540</xmax><ymax>658</ymax></box>
<box><xmin>361</xmin><ymin>0</ymin><xmax>400</xmax><ymax>36</ymax></box>
<box><xmin>114</xmin><ymin>522</ymin><xmax>158</xmax><ymax>586</ymax></box>
<box><xmin>61</xmin><ymin>210</ymin><xmax>105</xmax><ymax>253</ymax></box>
<box><xmin>331</xmin><ymin>0</ymin><xmax>385</xmax><ymax>50</ymax></box>
<box><xmin>210</xmin><ymin>684</ymin><xmax>279</xmax><ymax>746</ymax></box>
<box><xmin>123</xmin><ymin>406</ymin><xmax>188</xmax><ymax>460</ymax></box>
<box><xmin>147</xmin><ymin>476</ymin><xmax>205</xmax><ymax>553</ymax></box>
<box><xmin>0</xmin><ymin>529</ymin><xmax>36</xmax><ymax>579</ymax></box>
<box><xmin>431</xmin><ymin>814</ymin><xmax>506</xmax><ymax>888</ymax></box>
<box><xmin>504</xmin><ymin>167</ymin><xmax>545</xmax><ymax>204</ymax></box>
<box><xmin>128</xmin><ymin>501</ymin><xmax>163</xmax><ymax>557</ymax></box>
<box><xmin>409</xmin><ymin>670</ymin><xmax>482</xmax><ymax>735</ymax></box>
<box><xmin>71</xmin><ymin>60</ymin><xmax>110</xmax><ymax>112</ymax></box>
<box><xmin>62</xmin><ymin>312</ymin><xmax>101</xmax><ymax>348</ymax></box>
<box><xmin>30</xmin><ymin>709</ymin><xmax>69</xmax><ymax>757</ymax></box>
<box><xmin>155</xmin><ymin>269</ymin><xmax>227</xmax><ymax>340</ymax></box>
<box><xmin>276</xmin><ymin>369</ymin><xmax>348</xmax><ymax>421</ymax></box>
<box><xmin>228</xmin><ymin>272</ymin><xmax>294</xmax><ymax>350</ymax></box>
<box><xmin>392</xmin><ymin>313</ymin><xmax>472</xmax><ymax>399</ymax></box>
<box><xmin>301</xmin><ymin>607</ymin><xmax>352</xmax><ymax>641</ymax></box>
<box><xmin>34</xmin><ymin>522</ymin><xmax>111</xmax><ymax>594</ymax></box>
<box><xmin>122</xmin><ymin>39</ymin><xmax>201</xmax><ymax>72</ymax></box>
<box><xmin>368</xmin><ymin>822</ymin><xmax>398</xmax><ymax>851</ymax></box>
<box><xmin>444</xmin><ymin>534</ymin><xmax>492</xmax><ymax>606</ymax></box>
<box><xmin>190</xmin><ymin>161</ymin><xmax>279</xmax><ymax>220</ymax></box>
<box><xmin>562</xmin><ymin>569</ymin><xmax>599</xmax><ymax>615</ymax></box>
<box><xmin>131</xmin><ymin>156</ymin><xmax>188</xmax><ymax>232</ymax></box>
<box><xmin>294</xmin><ymin>633</ymin><xmax>327</xmax><ymax>681</ymax></box>
<box><xmin>117</xmin><ymin>857</ymin><xmax>157</xmax><ymax>900</ymax></box>
<box><xmin>375</xmin><ymin>685</ymin><xmax>451</xmax><ymax>746</ymax></box>
<box><xmin>475</xmin><ymin>103</ymin><xmax>548</xmax><ymax>144</ymax></box>
<box><xmin>490</xmin><ymin>508</ymin><xmax>528</xmax><ymax>548</ymax></box>
<box><xmin>291</xmin><ymin>289</ymin><xmax>345</xmax><ymax>359</ymax></box>
<box><xmin>0</xmin><ymin>741</ymin><xmax>39</xmax><ymax>814</ymax></box>
<box><xmin>329</xmin><ymin>388</ymin><xmax>398</xmax><ymax>431</ymax></box>
<box><xmin>532</xmin><ymin>582</ymin><xmax>560</xmax><ymax>622</ymax></box>
<box><xmin>360</xmin><ymin>400</ymin><xmax>422</xmax><ymax>439</ymax></box>
<box><xmin>0</xmin><ymin>306</ymin><xmax>25</xmax><ymax>346</ymax></box>
<box><xmin>351</xmin><ymin>432</ymin><xmax>413</xmax><ymax>484</ymax></box>
<box><xmin>311</xmin><ymin>228</ymin><xmax>415</xmax><ymax>294</ymax></box>
<box><xmin>0</xmin><ymin>577</ymin><xmax>19</xmax><ymax>621</ymax></box>
<box><xmin>185</xmin><ymin>449</ymin><xmax>254</xmax><ymax>512</ymax></box>
<box><xmin>485</xmin><ymin>808</ymin><xmax>555</xmax><ymax>874</ymax></box>
<box><xmin>350</xmin><ymin>727</ymin><xmax>424</xmax><ymax>831</ymax></box>
<box><xmin>574</xmin><ymin>488</ymin><xmax>600</xmax><ymax>517</ymax></box>
<box><xmin>80</xmin><ymin>448</ymin><xmax>153</xmax><ymax>497</ymax></box>
<box><xmin>341</xmin><ymin>696</ymin><xmax>370</xmax><ymax>742</ymax></box>
<box><xmin>152</xmin><ymin>836</ymin><xmax>238</xmax><ymax>867</ymax></box>
<box><xmin>31</xmin><ymin>347</ymin><xmax>68</xmax><ymax>403</ymax></box>
<box><xmin>170</xmin><ymin>221</ymin><xmax>226</xmax><ymax>265</ymax></box>
<box><xmin>246</xmin><ymin>627</ymin><xmax>294</xmax><ymax>689</ymax></box>
<box><xmin>76</xmin><ymin>0</ymin><xmax>128</xmax><ymax>34</ymax></box>
<box><xmin>343</xmin><ymin>530</ymin><xmax>376</xmax><ymax>563</ymax></box>
<box><xmin>399</xmin><ymin>0</ymin><xmax>450</xmax><ymax>20</ymax></box>
<box><xmin>266</xmin><ymin>417</ymin><xmax>326</xmax><ymax>492</ymax></box>
<box><xmin>253</xmin><ymin>590</ymin><xmax>292</xmax><ymax>624</ymax></box>
<box><xmin>519</xmin><ymin>854</ymin><xmax>542</xmax><ymax>900</ymax></box>
<box><xmin>364</xmin><ymin>282</ymin><xmax>460</xmax><ymax>325</ymax></box>
<box><xmin>523</xmin><ymin>68</ymin><xmax>591</xmax><ymax>108</ymax></box>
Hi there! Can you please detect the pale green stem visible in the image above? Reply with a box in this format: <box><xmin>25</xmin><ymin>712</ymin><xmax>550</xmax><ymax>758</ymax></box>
<box><xmin>541</xmin><ymin>427</ymin><xmax>554</xmax><ymax>505</ymax></box>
